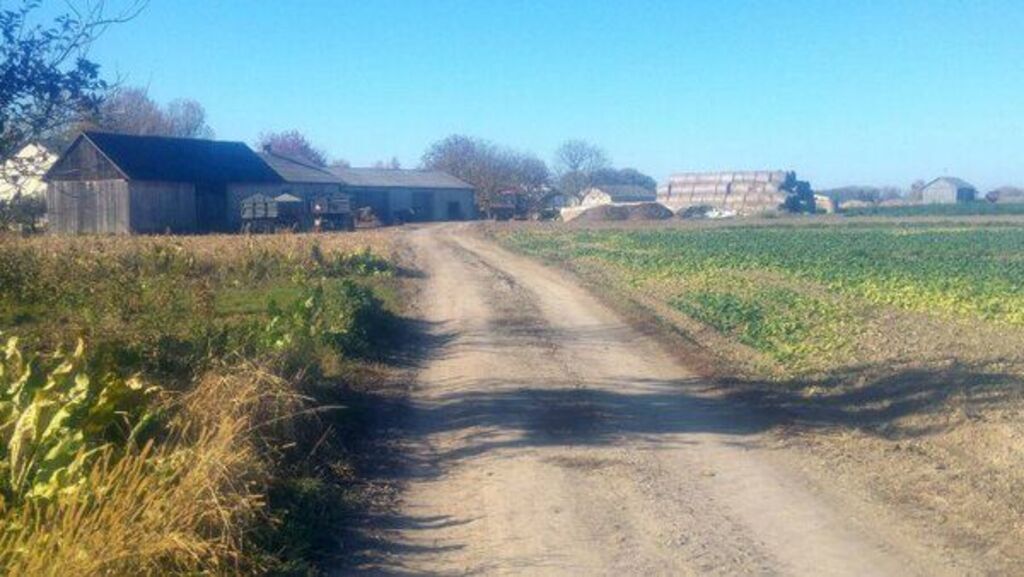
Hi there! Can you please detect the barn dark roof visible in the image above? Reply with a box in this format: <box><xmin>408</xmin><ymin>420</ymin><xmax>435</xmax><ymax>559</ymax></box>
<box><xmin>257</xmin><ymin>152</ymin><xmax>343</xmax><ymax>184</ymax></box>
<box><xmin>925</xmin><ymin>177</ymin><xmax>977</xmax><ymax>190</ymax></box>
<box><xmin>78</xmin><ymin>132</ymin><xmax>282</xmax><ymax>183</ymax></box>
<box><xmin>330</xmin><ymin>167</ymin><xmax>473</xmax><ymax>189</ymax></box>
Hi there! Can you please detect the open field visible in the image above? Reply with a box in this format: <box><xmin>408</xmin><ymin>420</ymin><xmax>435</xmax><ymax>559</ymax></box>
<box><xmin>488</xmin><ymin>220</ymin><xmax>1024</xmax><ymax>574</ymax></box>
<box><xmin>0</xmin><ymin>231</ymin><xmax>404</xmax><ymax>575</ymax></box>
<box><xmin>498</xmin><ymin>221</ymin><xmax>1024</xmax><ymax>373</ymax></box>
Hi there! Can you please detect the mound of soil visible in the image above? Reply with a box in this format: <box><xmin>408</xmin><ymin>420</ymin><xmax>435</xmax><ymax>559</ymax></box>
<box><xmin>573</xmin><ymin>202</ymin><xmax>674</xmax><ymax>223</ymax></box>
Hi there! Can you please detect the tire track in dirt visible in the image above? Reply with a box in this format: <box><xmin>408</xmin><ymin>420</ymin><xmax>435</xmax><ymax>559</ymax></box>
<box><xmin>348</xmin><ymin>224</ymin><xmax>961</xmax><ymax>577</ymax></box>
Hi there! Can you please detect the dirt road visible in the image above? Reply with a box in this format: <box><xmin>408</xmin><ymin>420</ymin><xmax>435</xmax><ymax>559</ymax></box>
<box><xmin>355</xmin><ymin>225</ymin><xmax>959</xmax><ymax>576</ymax></box>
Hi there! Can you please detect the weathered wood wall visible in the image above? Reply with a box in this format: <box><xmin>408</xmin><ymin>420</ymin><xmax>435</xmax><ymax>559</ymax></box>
<box><xmin>46</xmin><ymin>180</ymin><xmax>130</xmax><ymax>234</ymax></box>
<box><xmin>129</xmin><ymin>181</ymin><xmax>197</xmax><ymax>233</ymax></box>
<box><xmin>46</xmin><ymin>139</ymin><xmax>122</xmax><ymax>181</ymax></box>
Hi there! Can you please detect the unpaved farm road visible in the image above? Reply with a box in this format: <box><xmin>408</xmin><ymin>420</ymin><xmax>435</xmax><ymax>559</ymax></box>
<box><xmin>350</xmin><ymin>225</ymin><xmax>962</xmax><ymax>577</ymax></box>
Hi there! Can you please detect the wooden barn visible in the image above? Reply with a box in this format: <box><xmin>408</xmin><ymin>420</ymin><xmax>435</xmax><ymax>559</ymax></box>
<box><xmin>921</xmin><ymin>177</ymin><xmax>977</xmax><ymax>204</ymax></box>
<box><xmin>330</xmin><ymin>167</ymin><xmax>476</xmax><ymax>224</ymax></box>
<box><xmin>45</xmin><ymin>132</ymin><xmax>282</xmax><ymax>234</ymax></box>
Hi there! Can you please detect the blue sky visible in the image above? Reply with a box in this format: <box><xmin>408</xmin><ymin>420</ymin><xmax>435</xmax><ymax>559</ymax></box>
<box><xmin>80</xmin><ymin>0</ymin><xmax>1024</xmax><ymax>190</ymax></box>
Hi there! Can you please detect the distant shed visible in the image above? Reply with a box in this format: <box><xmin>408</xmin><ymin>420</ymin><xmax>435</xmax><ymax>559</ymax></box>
<box><xmin>921</xmin><ymin>177</ymin><xmax>977</xmax><ymax>204</ymax></box>
<box><xmin>331</xmin><ymin>167</ymin><xmax>476</xmax><ymax>223</ymax></box>
<box><xmin>580</xmin><ymin>185</ymin><xmax>656</xmax><ymax>207</ymax></box>
<box><xmin>44</xmin><ymin>132</ymin><xmax>281</xmax><ymax>234</ymax></box>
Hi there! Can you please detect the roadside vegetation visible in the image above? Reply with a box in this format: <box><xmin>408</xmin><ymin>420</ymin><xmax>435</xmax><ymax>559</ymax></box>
<box><xmin>0</xmin><ymin>231</ymin><xmax>400</xmax><ymax>575</ymax></box>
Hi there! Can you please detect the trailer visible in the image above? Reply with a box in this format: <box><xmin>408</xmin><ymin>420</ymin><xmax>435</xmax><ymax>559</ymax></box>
<box><xmin>240</xmin><ymin>193</ymin><xmax>309</xmax><ymax>233</ymax></box>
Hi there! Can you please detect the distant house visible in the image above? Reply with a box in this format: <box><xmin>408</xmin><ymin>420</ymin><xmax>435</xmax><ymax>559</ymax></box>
<box><xmin>330</xmin><ymin>167</ymin><xmax>476</xmax><ymax>224</ymax></box>
<box><xmin>814</xmin><ymin>194</ymin><xmax>837</xmax><ymax>213</ymax></box>
<box><xmin>987</xmin><ymin>186</ymin><xmax>1024</xmax><ymax>203</ymax></box>
<box><xmin>45</xmin><ymin>132</ymin><xmax>282</xmax><ymax>234</ymax></box>
<box><xmin>580</xmin><ymin>185</ymin><xmax>656</xmax><ymax>207</ymax></box>
<box><xmin>1</xmin><ymin>143</ymin><xmax>57</xmax><ymax>201</ymax></box>
<box><xmin>921</xmin><ymin>177</ymin><xmax>977</xmax><ymax>204</ymax></box>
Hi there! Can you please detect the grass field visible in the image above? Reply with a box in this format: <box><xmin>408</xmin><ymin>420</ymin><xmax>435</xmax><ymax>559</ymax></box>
<box><xmin>0</xmin><ymin>231</ymin><xmax>401</xmax><ymax>576</ymax></box>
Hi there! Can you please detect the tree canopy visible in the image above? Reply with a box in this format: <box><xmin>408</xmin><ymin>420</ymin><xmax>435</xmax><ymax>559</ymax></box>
<box><xmin>421</xmin><ymin>134</ymin><xmax>550</xmax><ymax>217</ymax></box>
<box><xmin>256</xmin><ymin>130</ymin><xmax>329</xmax><ymax>167</ymax></box>
<box><xmin>76</xmin><ymin>86</ymin><xmax>213</xmax><ymax>139</ymax></box>
<box><xmin>552</xmin><ymin>139</ymin><xmax>611</xmax><ymax>199</ymax></box>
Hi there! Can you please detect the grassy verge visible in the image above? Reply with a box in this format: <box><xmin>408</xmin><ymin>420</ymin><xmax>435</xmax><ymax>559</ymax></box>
<box><xmin>0</xmin><ymin>231</ymin><xmax>402</xmax><ymax>576</ymax></box>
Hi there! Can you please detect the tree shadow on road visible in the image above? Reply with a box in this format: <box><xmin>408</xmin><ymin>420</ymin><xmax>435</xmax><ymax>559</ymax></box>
<box><xmin>333</xmin><ymin>315</ymin><xmax>1023</xmax><ymax>575</ymax></box>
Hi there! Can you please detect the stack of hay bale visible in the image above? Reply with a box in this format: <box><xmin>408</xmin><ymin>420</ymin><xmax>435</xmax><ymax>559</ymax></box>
<box><xmin>658</xmin><ymin>170</ymin><xmax>808</xmax><ymax>215</ymax></box>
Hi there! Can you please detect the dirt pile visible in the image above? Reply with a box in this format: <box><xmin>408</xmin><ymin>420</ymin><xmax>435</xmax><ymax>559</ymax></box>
<box><xmin>572</xmin><ymin>202</ymin><xmax>674</xmax><ymax>223</ymax></box>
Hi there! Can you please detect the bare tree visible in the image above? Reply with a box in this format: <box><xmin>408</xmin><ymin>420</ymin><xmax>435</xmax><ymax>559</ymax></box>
<box><xmin>510</xmin><ymin>154</ymin><xmax>550</xmax><ymax>215</ymax></box>
<box><xmin>0</xmin><ymin>0</ymin><xmax>147</xmax><ymax>160</ymax></box>
<box><xmin>165</xmin><ymin>98</ymin><xmax>213</xmax><ymax>139</ymax></box>
<box><xmin>329</xmin><ymin>158</ymin><xmax>351</xmax><ymax>169</ymax></box>
<box><xmin>372</xmin><ymin>157</ymin><xmax>401</xmax><ymax>169</ymax></box>
<box><xmin>422</xmin><ymin>135</ymin><xmax>550</xmax><ymax>218</ymax></box>
<box><xmin>76</xmin><ymin>86</ymin><xmax>213</xmax><ymax>138</ymax></box>
<box><xmin>553</xmin><ymin>139</ymin><xmax>610</xmax><ymax>199</ymax></box>
<box><xmin>256</xmin><ymin>130</ymin><xmax>328</xmax><ymax>167</ymax></box>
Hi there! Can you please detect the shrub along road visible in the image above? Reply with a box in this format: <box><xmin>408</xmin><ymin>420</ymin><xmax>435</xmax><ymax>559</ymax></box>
<box><xmin>352</xmin><ymin>224</ymin><xmax>961</xmax><ymax>577</ymax></box>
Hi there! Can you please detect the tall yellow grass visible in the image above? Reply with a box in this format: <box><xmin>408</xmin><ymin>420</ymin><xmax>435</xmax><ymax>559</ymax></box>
<box><xmin>0</xmin><ymin>363</ymin><xmax>314</xmax><ymax>575</ymax></box>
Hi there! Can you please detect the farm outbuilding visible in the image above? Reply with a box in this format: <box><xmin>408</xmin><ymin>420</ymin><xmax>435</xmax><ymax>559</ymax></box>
<box><xmin>45</xmin><ymin>132</ymin><xmax>282</xmax><ymax>234</ymax></box>
<box><xmin>921</xmin><ymin>177</ymin><xmax>977</xmax><ymax>204</ymax></box>
<box><xmin>579</xmin><ymin>185</ymin><xmax>656</xmax><ymax>207</ymax></box>
<box><xmin>330</xmin><ymin>167</ymin><xmax>476</xmax><ymax>224</ymax></box>
<box><xmin>657</xmin><ymin>170</ymin><xmax>811</xmax><ymax>215</ymax></box>
<box><xmin>229</xmin><ymin>151</ymin><xmax>351</xmax><ymax>230</ymax></box>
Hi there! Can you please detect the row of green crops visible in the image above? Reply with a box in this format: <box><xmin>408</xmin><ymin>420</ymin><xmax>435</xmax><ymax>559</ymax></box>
<box><xmin>500</xmin><ymin>223</ymin><xmax>1024</xmax><ymax>372</ymax></box>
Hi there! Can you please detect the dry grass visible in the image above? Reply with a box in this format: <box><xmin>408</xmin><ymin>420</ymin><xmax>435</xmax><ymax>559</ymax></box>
<box><xmin>0</xmin><ymin>230</ymin><xmax>403</xmax><ymax>575</ymax></box>
<box><xmin>0</xmin><ymin>364</ymin><xmax>309</xmax><ymax>576</ymax></box>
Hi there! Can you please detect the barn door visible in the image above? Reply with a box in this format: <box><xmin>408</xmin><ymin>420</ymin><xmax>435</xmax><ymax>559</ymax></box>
<box><xmin>196</xmin><ymin>183</ymin><xmax>228</xmax><ymax>232</ymax></box>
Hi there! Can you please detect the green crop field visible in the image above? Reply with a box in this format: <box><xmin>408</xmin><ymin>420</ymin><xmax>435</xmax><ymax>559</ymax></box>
<box><xmin>499</xmin><ymin>223</ymin><xmax>1024</xmax><ymax>375</ymax></box>
<box><xmin>840</xmin><ymin>202</ymin><xmax>1024</xmax><ymax>217</ymax></box>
